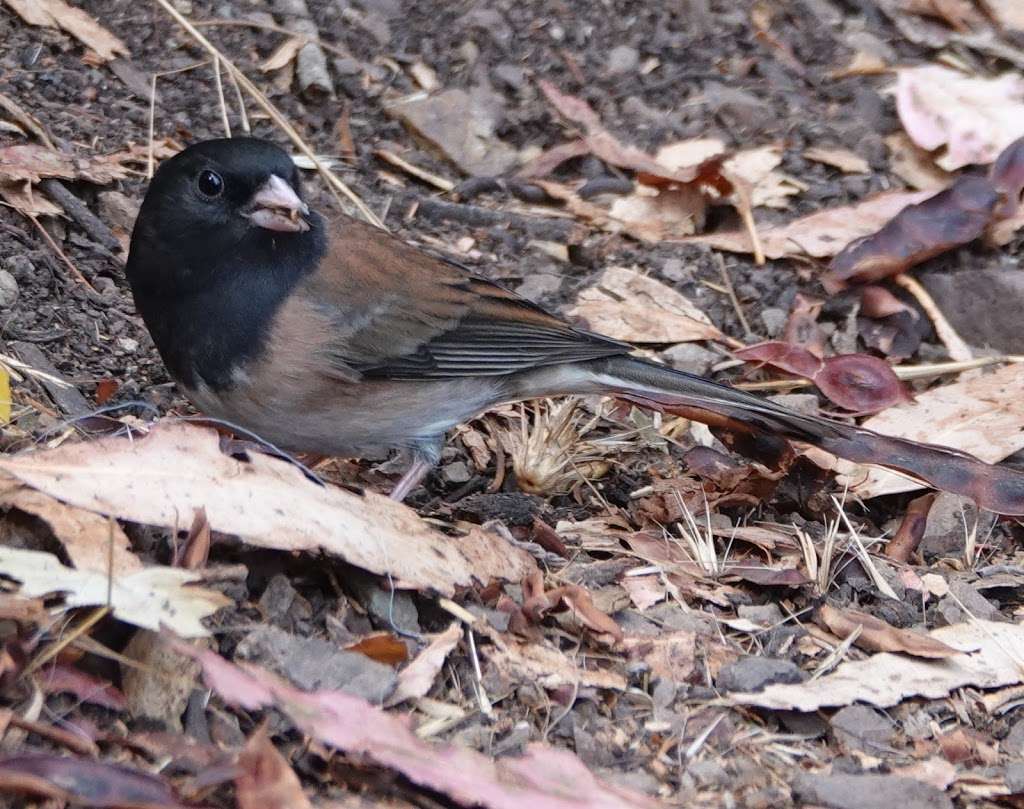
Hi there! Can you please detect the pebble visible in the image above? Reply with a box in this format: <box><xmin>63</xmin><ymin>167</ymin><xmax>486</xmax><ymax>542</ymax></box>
<box><xmin>606</xmin><ymin>45</ymin><xmax>639</xmax><ymax>76</ymax></box>
<box><xmin>661</xmin><ymin>343</ymin><xmax>716</xmax><ymax>375</ymax></box>
<box><xmin>441</xmin><ymin>461</ymin><xmax>472</xmax><ymax>484</ymax></box>
<box><xmin>0</xmin><ymin>270</ymin><xmax>18</xmax><ymax>308</ymax></box>
<box><xmin>760</xmin><ymin>306</ymin><xmax>787</xmax><ymax>337</ymax></box>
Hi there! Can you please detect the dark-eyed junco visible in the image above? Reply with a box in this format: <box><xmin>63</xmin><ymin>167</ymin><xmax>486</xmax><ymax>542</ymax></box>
<box><xmin>125</xmin><ymin>138</ymin><xmax>1024</xmax><ymax>508</ymax></box>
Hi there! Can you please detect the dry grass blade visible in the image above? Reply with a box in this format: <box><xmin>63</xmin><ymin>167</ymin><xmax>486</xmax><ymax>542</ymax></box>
<box><xmin>675</xmin><ymin>489</ymin><xmax>722</xmax><ymax>577</ymax></box>
<box><xmin>150</xmin><ymin>0</ymin><xmax>384</xmax><ymax>229</ymax></box>
<box><xmin>831</xmin><ymin>494</ymin><xmax>897</xmax><ymax>599</ymax></box>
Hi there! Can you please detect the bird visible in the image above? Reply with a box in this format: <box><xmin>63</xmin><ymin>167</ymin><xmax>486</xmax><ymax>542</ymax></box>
<box><xmin>125</xmin><ymin>137</ymin><xmax>1024</xmax><ymax>510</ymax></box>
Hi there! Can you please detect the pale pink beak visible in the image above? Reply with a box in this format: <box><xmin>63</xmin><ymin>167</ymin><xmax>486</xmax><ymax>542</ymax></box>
<box><xmin>244</xmin><ymin>174</ymin><xmax>310</xmax><ymax>233</ymax></box>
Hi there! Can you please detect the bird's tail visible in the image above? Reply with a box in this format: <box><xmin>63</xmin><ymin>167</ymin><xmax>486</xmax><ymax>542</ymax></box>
<box><xmin>515</xmin><ymin>355</ymin><xmax>1024</xmax><ymax>515</ymax></box>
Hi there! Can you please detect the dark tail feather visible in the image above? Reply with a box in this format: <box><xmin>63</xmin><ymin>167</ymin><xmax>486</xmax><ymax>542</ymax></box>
<box><xmin>590</xmin><ymin>356</ymin><xmax>1024</xmax><ymax>516</ymax></box>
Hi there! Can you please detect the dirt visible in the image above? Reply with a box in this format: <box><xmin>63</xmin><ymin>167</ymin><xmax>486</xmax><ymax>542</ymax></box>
<box><xmin>2</xmin><ymin>1</ymin><xmax>1024</xmax><ymax>807</ymax></box>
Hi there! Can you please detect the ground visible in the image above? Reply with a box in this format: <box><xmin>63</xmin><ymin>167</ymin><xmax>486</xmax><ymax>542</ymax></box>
<box><xmin>1</xmin><ymin>1</ymin><xmax>1023</xmax><ymax>808</ymax></box>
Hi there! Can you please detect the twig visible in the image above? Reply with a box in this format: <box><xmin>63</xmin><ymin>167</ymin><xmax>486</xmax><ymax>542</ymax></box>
<box><xmin>893</xmin><ymin>273</ymin><xmax>973</xmax><ymax>362</ymax></box>
<box><xmin>714</xmin><ymin>252</ymin><xmax>753</xmax><ymax>338</ymax></box>
<box><xmin>38</xmin><ymin>179</ymin><xmax>121</xmax><ymax>253</ymax></box>
<box><xmin>212</xmin><ymin>56</ymin><xmax>231</xmax><ymax>137</ymax></box>
<box><xmin>26</xmin><ymin>215</ymin><xmax>97</xmax><ymax>293</ymax></box>
<box><xmin>376</xmin><ymin>149</ymin><xmax>454</xmax><ymax>192</ymax></box>
<box><xmin>151</xmin><ymin>0</ymin><xmax>383</xmax><ymax>228</ymax></box>
<box><xmin>226</xmin><ymin>66</ymin><xmax>250</xmax><ymax>134</ymax></box>
<box><xmin>410</xmin><ymin>195</ymin><xmax>586</xmax><ymax>242</ymax></box>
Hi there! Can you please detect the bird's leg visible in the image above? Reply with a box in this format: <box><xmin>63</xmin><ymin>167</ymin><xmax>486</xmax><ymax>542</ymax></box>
<box><xmin>389</xmin><ymin>456</ymin><xmax>434</xmax><ymax>502</ymax></box>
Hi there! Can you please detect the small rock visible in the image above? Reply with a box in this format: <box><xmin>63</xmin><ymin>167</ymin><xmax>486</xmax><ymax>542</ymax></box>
<box><xmin>716</xmin><ymin>656</ymin><xmax>805</xmax><ymax>693</ymax></box>
<box><xmin>515</xmin><ymin>273</ymin><xmax>562</xmax><ymax>302</ymax></box>
<box><xmin>441</xmin><ymin>461</ymin><xmax>472</xmax><ymax>484</ymax></box>
<box><xmin>759</xmin><ymin>306</ymin><xmax>787</xmax><ymax>337</ymax></box>
<box><xmin>830</xmin><ymin>705</ymin><xmax>896</xmax><ymax>752</ymax></box>
<box><xmin>767</xmin><ymin>393</ymin><xmax>819</xmax><ymax>416</ymax></box>
<box><xmin>660</xmin><ymin>257</ymin><xmax>691</xmax><ymax>284</ymax></box>
<box><xmin>259</xmin><ymin>573</ymin><xmax>312</xmax><ymax>626</ymax></box>
<box><xmin>687</xmin><ymin>758</ymin><xmax>729</xmax><ymax>788</ymax></box>
<box><xmin>492</xmin><ymin>62</ymin><xmax>526</xmax><ymax>91</ymax></box>
<box><xmin>3</xmin><ymin>254</ymin><xmax>35</xmax><ymax>282</ymax></box>
<box><xmin>116</xmin><ymin>337</ymin><xmax>139</xmax><ymax>353</ymax></box>
<box><xmin>793</xmin><ymin>773</ymin><xmax>953</xmax><ymax>809</ymax></box>
<box><xmin>662</xmin><ymin>343</ymin><xmax>717</xmax><ymax>375</ymax></box>
<box><xmin>1004</xmin><ymin>716</ymin><xmax>1024</xmax><ymax>756</ymax></box>
<box><xmin>921</xmin><ymin>269</ymin><xmax>1024</xmax><ymax>353</ymax></box>
<box><xmin>606</xmin><ymin>45</ymin><xmax>639</xmax><ymax>76</ymax></box>
<box><xmin>921</xmin><ymin>492</ymin><xmax>995</xmax><ymax>561</ymax></box>
<box><xmin>235</xmin><ymin>625</ymin><xmax>397</xmax><ymax>703</ymax></box>
<box><xmin>348</xmin><ymin>576</ymin><xmax>420</xmax><ymax>635</ymax></box>
<box><xmin>121</xmin><ymin>630</ymin><xmax>199</xmax><ymax>731</ymax></box>
<box><xmin>333</xmin><ymin>56</ymin><xmax>362</xmax><ymax>76</ymax></box>
<box><xmin>705</xmin><ymin>82</ymin><xmax>772</xmax><ymax>130</ymax></box>
<box><xmin>1006</xmin><ymin>762</ymin><xmax>1024</xmax><ymax>793</ymax></box>
<box><xmin>937</xmin><ymin>579</ymin><xmax>1000</xmax><ymax>624</ymax></box>
<box><xmin>0</xmin><ymin>270</ymin><xmax>18</xmax><ymax>308</ymax></box>
<box><xmin>737</xmin><ymin>603</ymin><xmax>784</xmax><ymax>626</ymax></box>
<box><xmin>97</xmin><ymin>190</ymin><xmax>140</xmax><ymax>233</ymax></box>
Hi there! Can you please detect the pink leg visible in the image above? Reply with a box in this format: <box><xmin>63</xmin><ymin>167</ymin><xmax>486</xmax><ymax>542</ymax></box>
<box><xmin>389</xmin><ymin>456</ymin><xmax>434</xmax><ymax>502</ymax></box>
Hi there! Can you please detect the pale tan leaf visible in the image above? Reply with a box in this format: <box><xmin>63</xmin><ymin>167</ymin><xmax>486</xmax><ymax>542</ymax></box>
<box><xmin>895</xmin><ymin>65</ymin><xmax>1024</xmax><ymax>170</ymax></box>
<box><xmin>3</xmin><ymin>0</ymin><xmax>129</xmax><ymax>61</ymax></box>
<box><xmin>483</xmin><ymin>633</ymin><xmax>627</xmax><ymax>691</ymax></box>
<box><xmin>885</xmin><ymin>132</ymin><xmax>953</xmax><ymax>190</ymax></box>
<box><xmin>988</xmin><ymin>0</ymin><xmax>1024</xmax><ymax>30</ymax></box>
<box><xmin>259</xmin><ymin>38</ymin><xmax>302</xmax><ymax>72</ymax></box>
<box><xmin>731</xmin><ymin>620</ymin><xmax>1024</xmax><ymax>710</ymax></box>
<box><xmin>0</xmin><ymin>422</ymin><xmax>536</xmax><ymax>596</ymax></box>
<box><xmin>623</xmin><ymin>631</ymin><xmax>696</xmax><ymax>683</ymax></box>
<box><xmin>804</xmin><ymin>146</ymin><xmax>871</xmax><ymax>174</ymax></box>
<box><xmin>683</xmin><ymin>189</ymin><xmax>933</xmax><ymax>258</ymax></box>
<box><xmin>568</xmin><ymin>265</ymin><xmax>722</xmax><ymax>343</ymax></box>
<box><xmin>817</xmin><ymin>604</ymin><xmax>959</xmax><ymax>659</ymax></box>
<box><xmin>0</xmin><ymin>547</ymin><xmax>229</xmax><ymax>637</ymax></box>
<box><xmin>387</xmin><ymin>624</ymin><xmax>462</xmax><ymax>705</ymax></box>
<box><xmin>654</xmin><ymin>138</ymin><xmax>727</xmax><ymax>171</ymax></box>
<box><xmin>829</xmin><ymin>362</ymin><xmax>1024</xmax><ymax>499</ymax></box>
<box><xmin>725</xmin><ymin>144</ymin><xmax>803</xmax><ymax>208</ymax></box>
<box><xmin>0</xmin><ymin>181</ymin><xmax>63</xmax><ymax>217</ymax></box>
<box><xmin>0</xmin><ymin>482</ymin><xmax>142</xmax><ymax>575</ymax></box>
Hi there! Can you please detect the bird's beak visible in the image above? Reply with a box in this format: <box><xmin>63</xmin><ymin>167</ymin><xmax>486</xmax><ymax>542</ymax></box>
<box><xmin>243</xmin><ymin>174</ymin><xmax>310</xmax><ymax>233</ymax></box>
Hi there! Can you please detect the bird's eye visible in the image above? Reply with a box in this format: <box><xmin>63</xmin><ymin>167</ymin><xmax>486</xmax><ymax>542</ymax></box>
<box><xmin>196</xmin><ymin>169</ymin><xmax>224</xmax><ymax>199</ymax></box>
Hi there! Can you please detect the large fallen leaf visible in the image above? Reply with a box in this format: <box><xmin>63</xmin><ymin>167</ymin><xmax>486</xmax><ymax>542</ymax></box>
<box><xmin>0</xmin><ymin>547</ymin><xmax>229</xmax><ymax>637</ymax></box>
<box><xmin>236</xmin><ymin>728</ymin><xmax>313</xmax><ymax>809</ymax></box>
<box><xmin>174</xmin><ymin>639</ymin><xmax>658</xmax><ymax>809</ymax></box>
<box><xmin>816</xmin><ymin>604</ymin><xmax>958</xmax><ymax>659</ymax></box>
<box><xmin>2</xmin><ymin>0</ymin><xmax>129</xmax><ymax>61</ymax></box>
<box><xmin>731</xmin><ymin>620</ymin><xmax>1024</xmax><ymax>711</ymax></box>
<box><xmin>567</xmin><ymin>265</ymin><xmax>722</xmax><ymax>343</ymax></box>
<box><xmin>0</xmin><ymin>422</ymin><xmax>536</xmax><ymax>596</ymax></box>
<box><xmin>895</xmin><ymin>65</ymin><xmax>1024</xmax><ymax>170</ymax></box>
<box><xmin>823</xmin><ymin>362</ymin><xmax>1024</xmax><ymax>499</ymax></box>
<box><xmin>682</xmin><ymin>190</ymin><xmax>933</xmax><ymax>258</ymax></box>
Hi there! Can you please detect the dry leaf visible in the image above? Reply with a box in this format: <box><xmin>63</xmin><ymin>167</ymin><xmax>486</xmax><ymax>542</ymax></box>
<box><xmin>175</xmin><ymin>639</ymin><xmax>653</xmax><ymax>809</ymax></box>
<box><xmin>0</xmin><ymin>181</ymin><xmax>63</xmax><ymax>217</ymax></box>
<box><xmin>236</xmin><ymin>728</ymin><xmax>314</xmax><ymax>809</ymax></box>
<box><xmin>260</xmin><ymin>38</ymin><xmax>303</xmax><ymax>72</ymax></box>
<box><xmin>388</xmin><ymin>624</ymin><xmax>462</xmax><ymax>705</ymax></box>
<box><xmin>895</xmin><ymin>65</ymin><xmax>1024</xmax><ymax>170</ymax></box>
<box><xmin>0</xmin><ymin>483</ymin><xmax>142</xmax><ymax>575</ymax></box>
<box><xmin>0</xmin><ymin>422</ymin><xmax>536</xmax><ymax>596</ymax></box>
<box><xmin>2</xmin><ymin>0</ymin><xmax>129</xmax><ymax>61</ymax></box>
<box><xmin>824</xmin><ymin>362</ymin><xmax>1024</xmax><ymax>499</ymax></box>
<box><xmin>482</xmin><ymin>631</ymin><xmax>627</xmax><ymax>691</ymax></box>
<box><xmin>654</xmin><ymin>138</ymin><xmax>727</xmax><ymax>170</ymax></box>
<box><xmin>886</xmin><ymin>132</ymin><xmax>952</xmax><ymax>190</ymax></box>
<box><xmin>988</xmin><ymin>0</ymin><xmax>1024</xmax><ymax>30</ymax></box>
<box><xmin>817</xmin><ymin>604</ymin><xmax>958</xmax><ymax>658</ymax></box>
<box><xmin>725</xmin><ymin>144</ymin><xmax>803</xmax><ymax>208</ymax></box>
<box><xmin>731</xmin><ymin>620</ymin><xmax>1024</xmax><ymax>710</ymax></box>
<box><xmin>0</xmin><ymin>547</ymin><xmax>229</xmax><ymax>637</ymax></box>
<box><xmin>623</xmin><ymin>631</ymin><xmax>696</xmax><ymax>683</ymax></box>
<box><xmin>605</xmin><ymin>185</ymin><xmax>707</xmax><ymax>240</ymax></box>
<box><xmin>804</xmin><ymin>146</ymin><xmax>871</xmax><ymax>174</ymax></box>
<box><xmin>568</xmin><ymin>265</ymin><xmax>722</xmax><ymax>343</ymax></box>
<box><xmin>683</xmin><ymin>190</ymin><xmax>933</xmax><ymax>258</ymax></box>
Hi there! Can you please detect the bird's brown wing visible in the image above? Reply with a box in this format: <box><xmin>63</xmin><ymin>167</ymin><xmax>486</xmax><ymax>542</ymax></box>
<box><xmin>298</xmin><ymin>216</ymin><xmax>631</xmax><ymax>379</ymax></box>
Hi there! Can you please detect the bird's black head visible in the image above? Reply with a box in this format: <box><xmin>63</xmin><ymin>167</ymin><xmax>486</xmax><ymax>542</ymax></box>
<box><xmin>126</xmin><ymin>137</ymin><xmax>325</xmax><ymax>296</ymax></box>
<box><xmin>125</xmin><ymin>137</ymin><xmax>327</xmax><ymax>390</ymax></box>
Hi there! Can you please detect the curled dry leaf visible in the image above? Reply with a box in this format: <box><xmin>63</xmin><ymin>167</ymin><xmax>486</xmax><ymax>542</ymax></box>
<box><xmin>783</xmin><ymin>294</ymin><xmax>825</xmax><ymax>357</ymax></box>
<box><xmin>885</xmin><ymin>132</ymin><xmax>953</xmax><ymax>191</ymax></box>
<box><xmin>483</xmin><ymin>631</ymin><xmax>627</xmax><ymax>691</ymax></box>
<box><xmin>623</xmin><ymin>631</ymin><xmax>696</xmax><ymax>683</ymax></box>
<box><xmin>736</xmin><ymin>342</ymin><xmax>911</xmax><ymax>413</ymax></box>
<box><xmin>0</xmin><ymin>546</ymin><xmax>228</xmax><ymax>637</ymax></box>
<box><xmin>0</xmin><ymin>422</ymin><xmax>536</xmax><ymax>597</ymax></box>
<box><xmin>825</xmin><ymin>175</ymin><xmax>999</xmax><ymax>290</ymax></box>
<box><xmin>884</xmin><ymin>492</ymin><xmax>936</xmax><ymax>563</ymax></box>
<box><xmin>568</xmin><ymin>265</ymin><xmax>722</xmax><ymax>343</ymax></box>
<box><xmin>173</xmin><ymin>639</ymin><xmax>654</xmax><ymax>809</ymax></box>
<box><xmin>804</xmin><ymin>146</ymin><xmax>871</xmax><ymax>174</ymax></box>
<box><xmin>1</xmin><ymin>0</ymin><xmax>129</xmax><ymax>61</ymax></box>
<box><xmin>816</xmin><ymin>604</ymin><xmax>958</xmax><ymax>658</ymax></box>
<box><xmin>522</xmin><ymin>570</ymin><xmax>622</xmax><ymax>642</ymax></box>
<box><xmin>731</xmin><ymin>619</ymin><xmax>1024</xmax><ymax>711</ymax></box>
<box><xmin>895</xmin><ymin>65</ymin><xmax>1024</xmax><ymax>171</ymax></box>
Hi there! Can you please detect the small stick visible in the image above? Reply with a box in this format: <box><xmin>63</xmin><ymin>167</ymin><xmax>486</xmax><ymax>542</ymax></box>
<box><xmin>38</xmin><ymin>179</ymin><xmax>121</xmax><ymax>253</ymax></box>
<box><xmin>212</xmin><ymin>55</ymin><xmax>231</xmax><ymax>138</ymax></box>
<box><xmin>226</xmin><ymin>66</ymin><xmax>250</xmax><ymax>134</ymax></box>
<box><xmin>714</xmin><ymin>252</ymin><xmax>753</xmax><ymax>338</ymax></box>
<box><xmin>894</xmin><ymin>273</ymin><xmax>973</xmax><ymax>362</ymax></box>
<box><xmin>27</xmin><ymin>215</ymin><xmax>97</xmax><ymax>292</ymax></box>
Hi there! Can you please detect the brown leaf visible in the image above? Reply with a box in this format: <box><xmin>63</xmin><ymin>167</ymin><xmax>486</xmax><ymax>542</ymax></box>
<box><xmin>783</xmin><ymin>294</ymin><xmax>825</xmax><ymax>357</ymax></box>
<box><xmin>623</xmin><ymin>631</ymin><xmax>696</xmax><ymax>683</ymax></box>
<box><xmin>0</xmin><ymin>752</ymin><xmax>187</xmax><ymax>807</ymax></box>
<box><xmin>825</xmin><ymin>175</ymin><xmax>999</xmax><ymax>290</ymax></box>
<box><xmin>2</xmin><ymin>0</ymin><xmax>129</xmax><ymax>61</ymax></box>
<box><xmin>40</xmin><ymin>664</ymin><xmax>127</xmax><ymax>712</ymax></box>
<box><xmin>522</xmin><ymin>571</ymin><xmax>623</xmax><ymax>642</ymax></box>
<box><xmin>816</xmin><ymin>604</ymin><xmax>958</xmax><ymax>658</ymax></box>
<box><xmin>990</xmin><ymin>134</ymin><xmax>1024</xmax><ymax>218</ymax></box>
<box><xmin>387</xmin><ymin>624</ymin><xmax>461</xmax><ymax>705</ymax></box>
<box><xmin>345</xmin><ymin>633</ymin><xmax>409</xmax><ymax>666</ymax></box>
<box><xmin>884</xmin><ymin>493</ymin><xmax>936</xmax><ymax>563</ymax></box>
<box><xmin>734</xmin><ymin>341</ymin><xmax>824</xmax><ymax>379</ymax></box>
<box><xmin>723</xmin><ymin>561</ymin><xmax>809</xmax><ymax>587</ymax></box>
<box><xmin>804</xmin><ymin>146</ymin><xmax>870</xmax><ymax>174</ymax></box>
<box><xmin>236</xmin><ymin>727</ymin><xmax>314</xmax><ymax>809</ymax></box>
